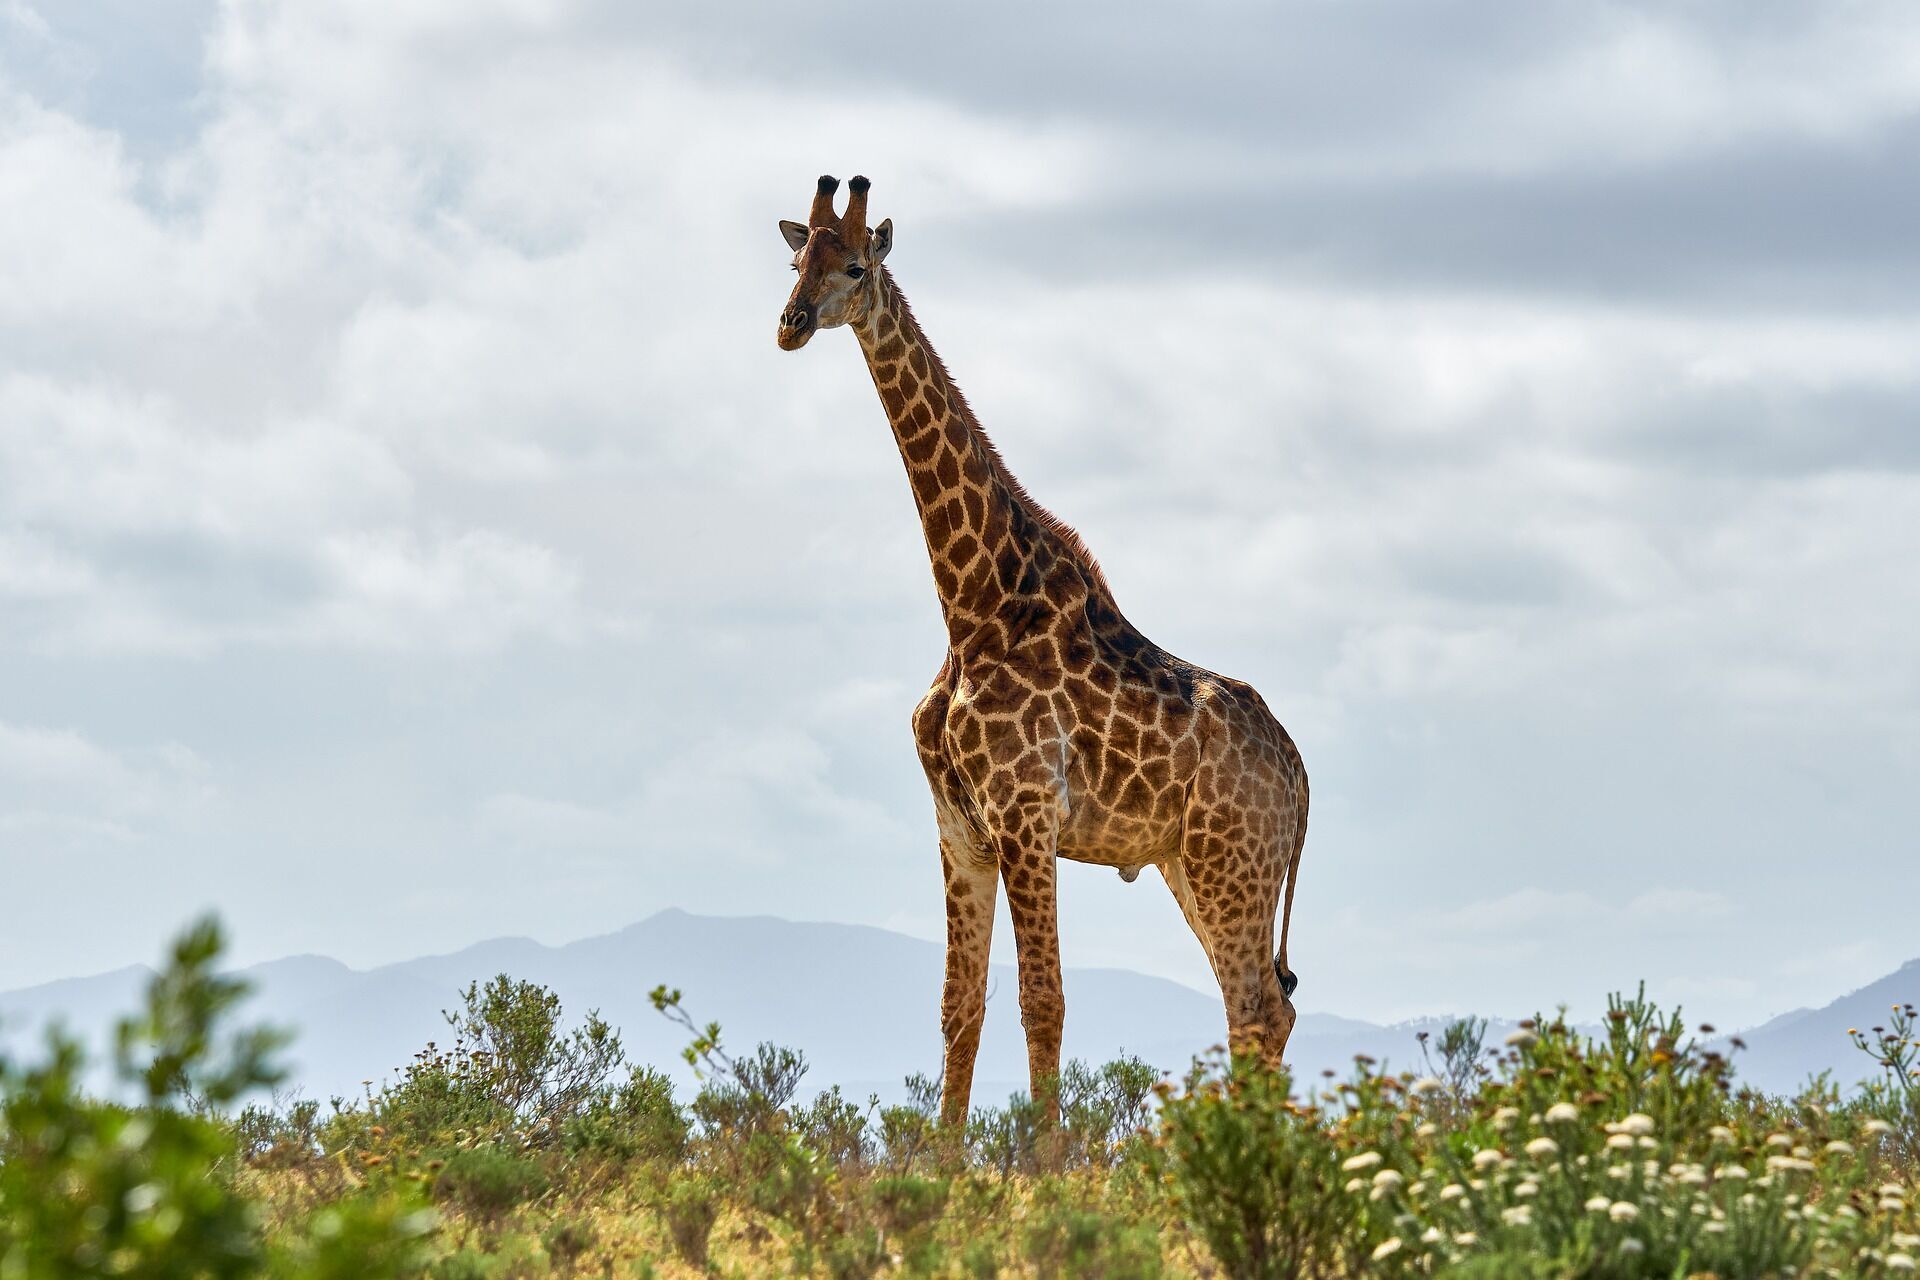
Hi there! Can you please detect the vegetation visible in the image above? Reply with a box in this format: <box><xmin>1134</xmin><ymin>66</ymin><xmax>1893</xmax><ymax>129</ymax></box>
<box><xmin>3</xmin><ymin>921</ymin><xmax>1916</xmax><ymax>1277</ymax></box>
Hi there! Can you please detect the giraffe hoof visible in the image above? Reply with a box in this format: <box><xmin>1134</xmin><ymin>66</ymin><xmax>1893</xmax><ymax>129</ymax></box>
<box><xmin>1118</xmin><ymin>865</ymin><xmax>1142</xmax><ymax>883</ymax></box>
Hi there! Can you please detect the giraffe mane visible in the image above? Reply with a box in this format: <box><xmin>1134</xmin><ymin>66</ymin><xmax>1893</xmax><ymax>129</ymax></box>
<box><xmin>885</xmin><ymin>274</ymin><xmax>1115</xmax><ymax>599</ymax></box>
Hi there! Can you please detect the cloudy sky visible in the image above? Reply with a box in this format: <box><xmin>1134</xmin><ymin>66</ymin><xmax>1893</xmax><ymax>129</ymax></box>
<box><xmin>2</xmin><ymin>0</ymin><xmax>1916</xmax><ymax>1029</ymax></box>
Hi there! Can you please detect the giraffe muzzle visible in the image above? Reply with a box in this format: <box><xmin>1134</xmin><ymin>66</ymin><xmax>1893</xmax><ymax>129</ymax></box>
<box><xmin>776</xmin><ymin>306</ymin><xmax>816</xmax><ymax>350</ymax></box>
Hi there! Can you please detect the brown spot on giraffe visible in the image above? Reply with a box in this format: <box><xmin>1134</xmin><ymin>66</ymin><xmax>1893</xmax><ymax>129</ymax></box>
<box><xmin>776</xmin><ymin>175</ymin><xmax>1309</xmax><ymax>1126</ymax></box>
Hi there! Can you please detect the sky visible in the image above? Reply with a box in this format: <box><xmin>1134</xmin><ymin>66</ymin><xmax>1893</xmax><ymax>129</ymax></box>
<box><xmin>1</xmin><ymin>0</ymin><xmax>1916</xmax><ymax>1029</ymax></box>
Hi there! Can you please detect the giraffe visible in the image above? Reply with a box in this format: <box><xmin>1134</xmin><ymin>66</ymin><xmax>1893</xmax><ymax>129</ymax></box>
<box><xmin>776</xmin><ymin>175</ymin><xmax>1309</xmax><ymax>1125</ymax></box>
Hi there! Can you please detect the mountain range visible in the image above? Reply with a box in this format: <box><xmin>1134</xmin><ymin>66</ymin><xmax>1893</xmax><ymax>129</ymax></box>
<box><xmin>2</xmin><ymin>910</ymin><xmax>1910</xmax><ymax>1105</ymax></box>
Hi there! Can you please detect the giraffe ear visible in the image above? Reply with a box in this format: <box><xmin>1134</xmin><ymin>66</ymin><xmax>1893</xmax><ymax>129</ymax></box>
<box><xmin>779</xmin><ymin>219</ymin><xmax>810</xmax><ymax>252</ymax></box>
<box><xmin>870</xmin><ymin>218</ymin><xmax>893</xmax><ymax>263</ymax></box>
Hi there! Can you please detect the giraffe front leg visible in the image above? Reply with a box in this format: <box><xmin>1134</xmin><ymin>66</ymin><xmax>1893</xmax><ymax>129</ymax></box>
<box><xmin>999</xmin><ymin>836</ymin><xmax>1064</xmax><ymax>1125</ymax></box>
<box><xmin>939</xmin><ymin>839</ymin><xmax>997</xmax><ymax>1128</ymax></box>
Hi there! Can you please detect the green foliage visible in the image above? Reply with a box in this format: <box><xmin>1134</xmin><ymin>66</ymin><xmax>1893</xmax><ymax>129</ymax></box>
<box><xmin>560</xmin><ymin>1064</ymin><xmax>688</xmax><ymax>1162</ymax></box>
<box><xmin>431</xmin><ymin>1148</ymin><xmax>551</xmax><ymax>1223</ymax></box>
<box><xmin>1150</xmin><ymin>1056</ymin><xmax>1357</xmax><ymax>1279</ymax></box>
<box><xmin>538</xmin><ymin>1216</ymin><xmax>597</xmax><ymax>1274</ymax></box>
<box><xmin>662</xmin><ymin>1174</ymin><xmax>722</xmax><ymax>1269</ymax></box>
<box><xmin>371</xmin><ymin>975</ymin><xmax>626</xmax><ymax>1149</ymax></box>
<box><xmin>1020</xmin><ymin>1180</ymin><xmax>1165</xmax><ymax>1280</ymax></box>
<box><xmin>1059</xmin><ymin>1055</ymin><xmax>1159</xmax><ymax>1167</ymax></box>
<box><xmin>0</xmin><ymin>916</ymin><xmax>432</xmax><ymax>1278</ymax></box>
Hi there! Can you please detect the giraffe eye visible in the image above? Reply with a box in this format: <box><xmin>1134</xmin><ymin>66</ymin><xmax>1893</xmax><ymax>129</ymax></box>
<box><xmin>845</xmin><ymin>265</ymin><xmax>866</xmax><ymax>279</ymax></box>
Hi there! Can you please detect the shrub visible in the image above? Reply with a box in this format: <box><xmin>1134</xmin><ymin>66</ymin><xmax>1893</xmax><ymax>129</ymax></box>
<box><xmin>373</xmin><ymin>976</ymin><xmax>626</xmax><ymax>1149</ymax></box>
<box><xmin>1151</xmin><ymin>1056</ymin><xmax>1359</xmax><ymax>1278</ymax></box>
<box><xmin>539</xmin><ymin>1216</ymin><xmax>597</xmax><ymax>1273</ymax></box>
<box><xmin>560</xmin><ymin>1064</ymin><xmax>688</xmax><ymax>1162</ymax></box>
<box><xmin>0</xmin><ymin>917</ymin><xmax>432</xmax><ymax>1278</ymax></box>
<box><xmin>432</xmin><ymin>1149</ymin><xmax>551</xmax><ymax>1224</ymax></box>
<box><xmin>662</xmin><ymin>1175</ymin><xmax>722</xmax><ymax>1269</ymax></box>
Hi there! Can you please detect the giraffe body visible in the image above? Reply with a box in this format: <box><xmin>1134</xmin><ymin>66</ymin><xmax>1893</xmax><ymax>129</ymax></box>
<box><xmin>777</xmin><ymin>177</ymin><xmax>1308</xmax><ymax>1124</ymax></box>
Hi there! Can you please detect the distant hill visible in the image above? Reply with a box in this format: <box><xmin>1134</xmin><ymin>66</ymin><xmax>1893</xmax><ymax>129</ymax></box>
<box><xmin>1715</xmin><ymin>957</ymin><xmax>1920</xmax><ymax>1095</ymax></box>
<box><xmin>1</xmin><ymin>910</ymin><xmax>1909</xmax><ymax>1103</ymax></box>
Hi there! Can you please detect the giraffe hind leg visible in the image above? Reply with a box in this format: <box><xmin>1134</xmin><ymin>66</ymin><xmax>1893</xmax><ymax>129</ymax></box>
<box><xmin>1179</xmin><ymin>838</ymin><xmax>1294</xmax><ymax>1067</ymax></box>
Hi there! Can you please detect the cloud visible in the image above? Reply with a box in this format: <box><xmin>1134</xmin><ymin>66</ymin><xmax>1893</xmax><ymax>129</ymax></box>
<box><xmin>0</xmin><ymin>1</ymin><xmax>1914</xmax><ymax>1031</ymax></box>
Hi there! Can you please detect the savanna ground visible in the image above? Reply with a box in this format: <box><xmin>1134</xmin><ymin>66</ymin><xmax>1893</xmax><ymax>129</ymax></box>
<box><xmin>2</xmin><ymin>918</ymin><xmax>1917</xmax><ymax>1278</ymax></box>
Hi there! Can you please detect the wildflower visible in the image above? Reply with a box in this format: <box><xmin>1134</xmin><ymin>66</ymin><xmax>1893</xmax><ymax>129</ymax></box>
<box><xmin>1713</xmin><ymin>1165</ymin><xmax>1748</xmax><ymax>1180</ymax></box>
<box><xmin>1505</xmin><ymin>1029</ymin><xmax>1538</xmax><ymax>1049</ymax></box>
<box><xmin>1607</xmin><ymin>1164</ymin><xmax>1631</xmax><ymax>1179</ymax></box>
<box><xmin>1410</xmin><ymin>1076</ymin><xmax>1445</xmax><ymax>1096</ymax></box>
<box><xmin>1454</xmin><ymin>1232</ymin><xmax>1478</xmax><ymax>1246</ymax></box>
<box><xmin>1501</xmin><ymin>1205</ymin><xmax>1533</xmax><ymax>1226</ymax></box>
<box><xmin>1619</xmin><ymin>1113</ymin><xmax>1655</xmax><ymax>1136</ymax></box>
<box><xmin>1372</xmin><ymin>1238</ymin><xmax>1403</xmax><ymax>1261</ymax></box>
<box><xmin>1515</xmin><ymin>1181</ymin><xmax>1539</xmax><ymax>1198</ymax></box>
<box><xmin>1493</xmin><ymin>1106</ymin><xmax>1521</xmax><ymax>1129</ymax></box>
<box><xmin>1609</xmin><ymin>1202</ymin><xmax>1639</xmax><ymax>1223</ymax></box>
<box><xmin>1345</xmin><ymin>1177</ymin><xmax>1365</xmax><ymax>1193</ymax></box>
<box><xmin>1606</xmin><ymin>1133</ymin><xmax>1635</xmax><ymax>1151</ymax></box>
<box><xmin>1896</xmin><ymin>1233</ymin><xmax>1920</xmax><ymax>1249</ymax></box>
<box><xmin>1864</xmin><ymin>1119</ymin><xmax>1894</xmax><ymax>1136</ymax></box>
<box><xmin>1416</xmin><ymin>1122</ymin><xmax>1438</xmax><ymax>1138</ymax></box>
<box><xmin>1440</xmin><ymin>1184</ymin><xmax>1466</xmax><ymax>1202</ymax></box>
<box><xmin>1889</xmin><ymin>1256</ymin><xmax>1916</xmax><ymax>1274</ymax></box>
<box><xmin>1619</xmin><ymin>1239</ymin><xmax>1645</xmax><ymax>1256</ymax></box>
<box><xmin>1342</xmin><ymin>1151</ymin><xmax>1383</xmax><ymax>1172</ymax></box>
<box><xmin>1703</xmin><ymin>1221</ymin><xmax>1727</xmax><ymax>1235</ymax></box>
<box><xmin>1370</xmin><ymin>1170</ymin><xmax>1405</xmax><ymax>1200</ymax></box>
<box><xmin>1882</xmin><ymin>1184</ymin><xmax>1908</xmax><ymax>1199</ymax></box>
<box><xmin>1545</xmin><ymin>1102</ymin><xmax>1580</xmax><ymax>1124</ymax></box>
<box><xmin>1472</xmin><ymin>1148</ymin><xmax>1505</xmax><ymax>1170</ymax></box>
<box><xmin>1708</xmin><ymin>1124</ymin><xmax>1735</xmax><ymax>1144</ymax></box>
<box><xmin>1421</xmin><ymin>1227</ymin><xmax>1443</xmax><ymax>1244</ymax></box>
<box><xmin>1586</xmin><ymin>1196</ymin><xmax>1611</xmax><ymax>1212</ymax></box>
<box><xmin>1765</xmin><ymin>1155</ymin><xmax>1815</xmax><ymax>1173</ymax></box>
<box><xmin>1525</xmin><ymin>1136</ymin><xmax>1559</xmax><ymax>1158</ymax></box>
<box><xmin>1886</xmin><ymin>1198</ymin><xmax>1910</xmax><ymax>1213</ymax></box>
<box><xmin>1824</xmin><ymin>1140</ymin><xmax>1854</xmax><ymax>1155</ymax></box>
<box><xmin>1765</xmin><ymin>1133</ymin><xmax>1792</xmax><ymax>1148</ymax></box>
<box><xmin>1675</xmin><ymin>1166</ymin><xmax>1707</xmax><ymax>1185</ymax></box>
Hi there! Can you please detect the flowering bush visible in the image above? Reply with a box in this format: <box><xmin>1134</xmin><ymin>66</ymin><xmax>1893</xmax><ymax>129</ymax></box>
<box><xmin>1151</xmin><ymin>987</ymin><xmax>1919</xmax><ymax>1277</ymax></box>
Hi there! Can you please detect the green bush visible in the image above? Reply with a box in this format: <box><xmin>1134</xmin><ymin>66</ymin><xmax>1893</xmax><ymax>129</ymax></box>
<box><xmin>560</xmin><ymin>1064</ymin><xmax>688</xmax><ymax>1162</ymax></box>
<box><xmin>1151</xmin><ymin>1057</ymin><xmax>1358</xmax><ymax>1278</ymax></box>
<box><xmin>432</xmin><ymin>1148</ymin><xmax>551</xmax><ymax>1223</ymax></box>
<box><xmin>372</xmin><ymin>976</ymin><xmax>626</xmax><ymax>1150</ymax></box>
<box><xmin>662</xmin><ymin>1174</ymin><xmax>722</xmax><ymax>1269</ymax></box>
<box><xmin>0</xmin><ymin>917</ymin><xmax>432</xmax><ymax>1278</ymax></box>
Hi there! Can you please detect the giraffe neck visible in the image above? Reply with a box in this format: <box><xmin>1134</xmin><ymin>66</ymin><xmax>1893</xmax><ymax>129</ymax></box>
<box><xmin>854</xmin><ymin>270</ymin><xmax>1098</xmax><ymax>652</ymax></box>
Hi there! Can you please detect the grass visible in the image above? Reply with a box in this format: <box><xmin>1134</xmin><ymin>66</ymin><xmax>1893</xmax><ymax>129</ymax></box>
<box><xmin>3</xmin><ymin>917</ymin><xmax>1916</xmax><ymax>1277</ymax></box>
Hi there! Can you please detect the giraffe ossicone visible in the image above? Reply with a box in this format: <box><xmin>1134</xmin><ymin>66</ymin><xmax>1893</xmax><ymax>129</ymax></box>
<box><xmin>775</xmin><ymin>175</ymin><xmax>1310</xmax><ymax>1125</ymax></box>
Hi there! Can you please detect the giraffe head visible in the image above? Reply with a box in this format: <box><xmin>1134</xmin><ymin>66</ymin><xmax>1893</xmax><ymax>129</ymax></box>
<box><xmin>776</xmin><ymin>174</ymin><xmax>893</xmax><ymax>350</ymax></box>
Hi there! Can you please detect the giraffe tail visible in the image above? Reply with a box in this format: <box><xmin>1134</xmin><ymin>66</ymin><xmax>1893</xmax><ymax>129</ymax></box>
<box><xmin>1273</xmin><ymin>768</ymin><xmax>1309</xmax><ymax>1000</ymax></box>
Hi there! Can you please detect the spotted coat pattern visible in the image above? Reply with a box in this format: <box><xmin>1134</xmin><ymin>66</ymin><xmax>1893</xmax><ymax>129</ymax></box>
<box><xmin>777</xmin><ymin>177</ymin><xmax>1309</xmax><ymax>1124</ymax></box>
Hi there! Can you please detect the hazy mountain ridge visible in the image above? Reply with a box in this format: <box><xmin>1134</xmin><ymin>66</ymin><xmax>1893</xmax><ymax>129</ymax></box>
<box><xmin>2</xmin><ymin>911</ymin><xmax>1908</xmax><ymax>1103</ymax></box>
